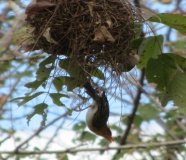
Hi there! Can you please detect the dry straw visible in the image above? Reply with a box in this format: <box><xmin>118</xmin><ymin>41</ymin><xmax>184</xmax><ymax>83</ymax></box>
<box><xmin>25</xmin><ymin>0</ymin><xmax>143</xmax><ymax>74</ymax></box>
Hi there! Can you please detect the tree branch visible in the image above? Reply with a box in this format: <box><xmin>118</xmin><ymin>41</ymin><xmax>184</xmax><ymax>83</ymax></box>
<box><xmin>120</xmin><ymin>69</ymin><xmax>145</xmax><ymax>145</ymax></box>
<box><xmin>112</xmin><ymin>69</ymin><xmax>145</xmax><ymax>160</ymax></box>
<box><xmin>2</xmin><ymin>139</ymin><xmax>186</xmax><ymax>155</ymax></box>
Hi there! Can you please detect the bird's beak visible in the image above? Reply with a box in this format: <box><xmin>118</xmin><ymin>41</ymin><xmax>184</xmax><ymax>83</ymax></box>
<box><xmin>109</xmin><ymin>137</ymin><xmax>114</xmax><ymax>142</ymax></box>
<box><xmin>106</xmin><ymin>136</ymin><xmax>114</xmax><ymax>143</ymax></box>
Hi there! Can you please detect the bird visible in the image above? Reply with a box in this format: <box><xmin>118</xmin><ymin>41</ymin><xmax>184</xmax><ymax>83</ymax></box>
<box><xmin>84</xmin><ymin>83</ymin><xmax>114</xmax><ymax>142</ymax></box>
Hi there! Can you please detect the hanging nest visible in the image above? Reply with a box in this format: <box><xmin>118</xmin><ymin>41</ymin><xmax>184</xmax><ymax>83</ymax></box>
<box><xmin>25</xmin><ymin>0</ymin><xmax>142</xmax><ymax>73</ymax></box>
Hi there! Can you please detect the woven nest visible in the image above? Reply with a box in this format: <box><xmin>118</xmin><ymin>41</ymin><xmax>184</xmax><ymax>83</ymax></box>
<box><xmin>25</xmin><ymin>0</ymin><xmax>142</xmax><ymax>72</ymax></box>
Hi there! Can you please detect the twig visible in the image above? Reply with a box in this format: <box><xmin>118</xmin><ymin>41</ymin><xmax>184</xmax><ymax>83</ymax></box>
<box><xmin>2</xmin><ymin>139</ymin><xmax>186</xmax><ymax>155</ymax></box>
<box><xmin>0</xmin><ymin>136</ymin><xmax>11</xmax><ymax>145</ymax></box>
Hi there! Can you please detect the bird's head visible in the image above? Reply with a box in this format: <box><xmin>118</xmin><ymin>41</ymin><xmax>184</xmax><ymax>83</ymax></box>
<box><xmin>97</xmin><ymin>126</ymin><xmax>114</xmax><ymax>142</ymax></box>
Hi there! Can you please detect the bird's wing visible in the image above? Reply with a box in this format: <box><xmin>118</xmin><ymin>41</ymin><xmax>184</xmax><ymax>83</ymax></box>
<box><xmin>83</xmin><ymin>82</ymin><xmax>110</xmax><ymax>129</ymax></box>
<box><xmin>92</xmin><ymin>92</ymin><xmax>109</xmax><ymax>129</ymax></box>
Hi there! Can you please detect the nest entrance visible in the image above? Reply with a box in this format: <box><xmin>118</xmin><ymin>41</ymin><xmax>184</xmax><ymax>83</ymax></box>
<box><xmin>25</xmin><ymin>0</ymin><xmax>142</xmax><ymax>73</ymax></box>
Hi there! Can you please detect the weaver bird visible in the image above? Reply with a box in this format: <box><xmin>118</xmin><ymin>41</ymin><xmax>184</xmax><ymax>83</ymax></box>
<box><xmin>86</xmin><ymin>92</ymin><xmax>114</xmax><ymax>142</ymax></box>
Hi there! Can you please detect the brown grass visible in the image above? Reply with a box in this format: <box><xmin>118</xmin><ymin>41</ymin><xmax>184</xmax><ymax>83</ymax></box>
<box><xmin>25</xmin><ymin>0</ymin><xmax>143</xmax><ymax>75</ymax></box>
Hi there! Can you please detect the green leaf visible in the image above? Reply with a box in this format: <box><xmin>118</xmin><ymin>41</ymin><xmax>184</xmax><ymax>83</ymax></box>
<box><xmin>73</xmin><ymin>122</ymin><xmax>86</xmax><ymax>132</ymax></box>
<box><xmin>169</xmin><ymin>53</ymin><xmax>186</xmax><ymax>71</ymax></box>
<box><xmin>0</xmin><ymin>47</ymin><xmax>7</xmax><ymax>53</ymax></box>
<box><xmin>163</xmin><ymin>109</ymin><xmax>178</xmax><ymax>120</ymax></box>
<box><xmin>138</xmin><ymin>104</ymin><xmax>159</xmax><ymax>121</ymax></box>
<box><xmin>36</xmin><ymin>56</ymin><xmax>55</xmax><ymax>81</ymax></box>
<box><xmin>122</xmin><ymin>116</ymin><xmax>128</xmax><ymax>125</ymax></box>
<box><xmin>34</xmin><ymin>147</ymin><xmax>40</xmax><ymax>151</ymax></box>
<box><xmin>67</xmin><ymin>108</ymin><xmax>73</xmax><ymax>116</ymax></box>
<box><xmin>57</xmin><ymin>153</ymin><xmax>69</xmax><ymax>160</ymax></box>
<box><xmin>59</xmin><ymin>58</ymin><xmax>105</xmax><ymax>80</ymax></box>
<box><xmin>15</xmin><ymin>155</ymin><xmax>28</xmax><ymax>160</ymax></box>
<box><xmin>132</xmin><ymin>37</ymin><xmax>144</xmax><ymax>49</ymax></box>
<box><xmin>137</xmin><ymin>35</ymin><xmax>163</xmax><ymax>69</ymax></box>
<box><xmin>134</xmin><ymin>22</ymin><xmax>142</xmax><ymax>39</ymax></box>
<box><xmin>146</xmin><ymin>54</ymin><xmax>186</xmax><ymax>108</ymax></box>
<box><xmin>53</xmin><ymin>76</ymin><xmax>82</xmax><ymax>91</ymax></box>
<box><xmin>166</xmin><ymin>40</ymin><xmax>186</xmax><ymax>50</ymax></box>
<box><xmin>11</xmin><ymin>92</ymin><xmax>45</xmax><ymax>106</ymax></box>
<box><xmin>27</xmin><ymin>103</ymin><xmax>48</xmax><ymax>126</ymax></box>
<box><xmin>159</xmin><ymin>71</ymin><xmax>186</xmax><ymax>108</ymax></box>
<box><xmin>146</xmin><ymin>54</ymin><xmax>177</xmax><ymax>91</ymax></box>
<box><xmin>98</xmin><ymin>138</ymin><xmax>111</xmax><ymax>147</ymax></box>
<box><xmin>15</xmin><ymin>70</ymin><xmax>32</xmax><ymax>79</ymax></box>
<box><xmin>110</xmin><ymin>125</ymin><xmax>123</xmax><ymax>134</ymax></box>
<box><xmin>91</xmin><ymin>68</ymin><xmax>104</xmax><ymax>80</ymax></box>
<box><xmin>53</xmin><ymin>77</ymin><xmax>63</xmax><ymax>92</ymax></box>
<box><xmin>0</xmin><ymin>61</ymin><xmax>11</xmax><ymax>73</ymax></box>
<box><xmin>25</xmin><ymin>80</ymin><xmax>44</xmax><ymax>90</ymax></box>
<box><xmin>80</xmin><ymin>131</ymin><xmax>96</xmax><ymax>141</ymax></box>
<box><xmin>133</xmin><ymin>115</ymin><xmax>143</xmax><ymax>127</ymax></box>
<box><xmin>49</xmin><ymin>93</ymin><xmax>69</xmax><ymax>106</ymax></box>
<box><xmin>148</xmin><ymin>14</ymin><xmax>186</xmax><ymax>35</ymax></box>
<box><xmin>59</xmin><ymin>58</ymin><xmax>86</xmax><ymax>82</ymax></box>
<box><xmin>114</xmin><ymin>150</ymin><xmax>126</xmax><ymax>160</ymax></box>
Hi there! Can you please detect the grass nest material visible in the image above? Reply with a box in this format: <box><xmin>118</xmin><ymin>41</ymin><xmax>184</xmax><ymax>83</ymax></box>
<box><xmin>25</xmin><ymin>0</ymin><xmax>142</xmax><ymax>73</ymax></box>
